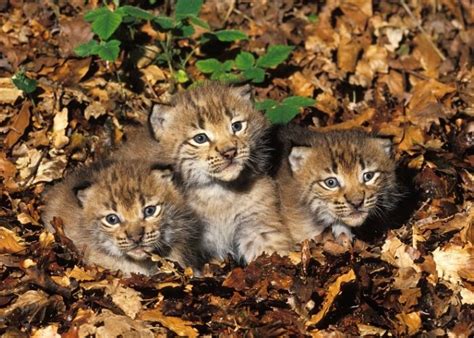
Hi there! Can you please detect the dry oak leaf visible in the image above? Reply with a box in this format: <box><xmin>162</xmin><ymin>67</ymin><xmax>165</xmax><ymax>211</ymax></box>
<box><xmin>413</xmin><ymin>34</ymin><xmax>443</xmax><ymax>78</ymax></box>
<box><xmin>306</xmin><ymin>269</ymin><xmax>356</xmax><ymax>327</ymax></box>
<box><xmin>50</xmin><ymin>58</ymin><xmax>91</xmax><ymax>86</ymax></box>
<box><xmin>357</xmin><ymin>324</ymin><xmax>387</xmax><ymax>336</ymax></box>
<box><xmin>395</xmin><ymin>311</ymin><xmax>422</xmax><ymax>336</ymax></box>
<box><xmin>0</xmin><ymin>77</ymin><xmax>23</xmax><ymax>104</ymax></box>
<box><xmin>51</xmin><ymin>107</ymin><xmax>69</xmax><ymax>149</ymax></box>
<box><xmin>339</xmin><ymin>0</ymin><xmax>373</xmax><ymax>33</ymax></box>
<box><xmin>289</xmin><ymin>71</ymin><xmax>315</xmax><ymax>97</ymax></box>
<box><xmin>66</xmin><ymin>265</ymin><xmax>96</xmax><ymax>281</ymax></box>
<box><xmin>381</xmin><ymin>233</ymin><xmax>421</xmax><ymax>271</ymax></box>
<box><xmin>79</xmin><ymin>309</ymin><xmax>154</xmax><ymax>338</ymax></box>
<box><xmin>350</xmin><ymin>45</ymin><xmax>388</xmax><ymax>87</ymax></box>
<box><xmin>316</xmin><ymin>107</ymin><xmax>375</xmax><ymax>131</ymax></box>
<box><xmin>84</xmin><ymin>101</ymin><xmax>107</xmax><ymax>120</ymax></box>
<box><xmin>31</xmin><ymin>324</ymin><xmax>61</xmax><ymax>338</ymax></box>
<box><xmin>31</xmin><ymin>154</ymin><xmax>67</xmax><ymax>185</ymax></box>
<box><xmin>139</xmin><ymin>308</ymin><xmax>198</xmax><ymax>337</ymax></box>
<box><xmin>4</xmin><ymin>101</ymin><xmax>31</xmax><ymax>149</ymax></box>
<box><xmin>0</xmin><ymin>152</ymin><xmax>17</xmax><ymax>179</ymax></box>
<box><xmin>0</xmin><ymin>226</ymin><xmax>26</xmax><ymax>254</ymax></box>
<box><xmin>407</xmin><ymin>79</ymin><xmax>456</xmax><ymax>129</ymax></box>
<box><xmin>0</xmin><ymin>290</ymin><xmax>65</xmax><ymax>324</ymax></box>
<box><xmin>432</xmin><ymin>244</ymin><xmax>474</xmax><ymax>286</ymax></box>
<box><xmin>337</xmin><ymin>21</ymin><xmax>362</xmax><ymax>73</ymax></box>
<box><xmin>82</xmin><ymin>279</ymin><xmax>143</xmax><ymax>319</ymax></box>
<box><xmin>314</xmin><ymin>91</ymin><xmax>339</xmax><ymax>117</ymax></box>
<box><xmin>58</xmin><ymin>17</ymin><xmax>94</xmax><ymax>57</ymax></box>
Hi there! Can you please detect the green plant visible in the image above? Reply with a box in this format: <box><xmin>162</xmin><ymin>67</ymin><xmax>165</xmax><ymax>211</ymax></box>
<box><xmin>12</xmin><ymin>69</ymin><xmax>37</xmax><ymax>94</ymax></box>
<box><xmin>196</xmin><ymin>45</ymin><xmax>294</xmax><ymax>83</ymax></box>
<box><xmin>255</xmin><ymin>96</ymin><xmax>315</xmax><ymax>124</ymax></box>
<box><xmin>74</xmin><ymin>1</ymin><xmax>249</xmax><ymax>84</ymax></box>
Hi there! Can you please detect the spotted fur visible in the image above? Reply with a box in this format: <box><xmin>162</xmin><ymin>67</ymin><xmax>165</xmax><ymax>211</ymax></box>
<box><xmin>42</xmin><ymin>160</ymin><xmax>207</xmax><ymax>275</ymax></box>
<box><xmin>149</xmin><ymin>83</ymin><xmax>292</xmax><ymax>263</ymax></box>
<box><xmin>277</xmin><ymin>125</ymin><xmax>400</xmax><ymax>243</ymax></box>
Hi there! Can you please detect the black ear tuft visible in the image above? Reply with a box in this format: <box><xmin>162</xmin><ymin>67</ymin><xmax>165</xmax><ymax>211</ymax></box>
<box><xmin>73</xmin><ymin>181</ymin><xmax>92</xmax><ymax>208</ymax></box>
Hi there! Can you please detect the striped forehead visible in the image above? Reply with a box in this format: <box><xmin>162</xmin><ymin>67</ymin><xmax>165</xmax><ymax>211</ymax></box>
<box><xmin>181</xmin><ymin>98</ymin><xmax>235</xmax><ymax>127</ymax></box>
<box><xmin>320</xmin><ymin>137</ymin><xmax>367</xmax><ymax>174</ymax></box>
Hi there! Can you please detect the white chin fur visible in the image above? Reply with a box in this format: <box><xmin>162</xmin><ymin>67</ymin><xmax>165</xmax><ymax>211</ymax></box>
<box><xmin>126</xmin><ymin>247</ymin><xmax>149</xmax><ymax>261</ymax></box>
<box><xmin>211</xmin><ymin>163</ymin><xmax>244</xmax><ymax>182</ymax></box>
<box><xmin>341</xmin><ymin>212</ymin><xmax>368</xmax><ymax>227</ymax></box>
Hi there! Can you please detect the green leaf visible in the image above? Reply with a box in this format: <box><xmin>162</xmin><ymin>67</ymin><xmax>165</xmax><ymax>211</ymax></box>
<box><xmin>256</xmin><ymin>44</ymin><xmax>294</xmax><ymax>69</ymax></box>
<box><xmin>235</xmin><ymin>52</ymin><xmax>255</xmax><ymax>70</ymax></box>
<box><xmin>255</xmin><ymin>99</ymin><xmax>277</xmax><ymax>111</ymax></box>
<box><xmin>84</xmin><ymin>7</ymin><xmax>110</xmax><ymax>22</ymax></box>
<box><xmin>265</xmin><ymin>103</ymin><xmax>300</xmax><ymax>124</ymax></box>
<box><xmin>214</xmin><ymin>30</ymin><xmax>248</xmax><ymax>42</ymax></box>
<box><xmin>90</xmin><ymin>8</ymin><xmax>122</xmax><ymax>40</ymax></box>
<box><xmin>215</xmin><ymin>72</ymin><xmax>243</xmax><ymax>83</ymax></box>
<box><xmin>195</xmin><ymin>58</ymin><xmax>222</xmax><ymax>73</ymax></box>
<box><xmin>153</xmin><ymin>16</ymin><xmax>175</xmax><ymax>30</ymax></box>
<box><xmin>175</xmin><ymin>69</ymin><xmax>189</xmax><ymax>83</ymax></box>
<box><xmin>307</xmin><ymin>14</ymin><xmax>318</xmax><ymax>23</ymax></box>
<box><xmin>222</xmin><ymin>60</ymin><xmax>234</xmax><ymax>72</ymax></box>
<box><xmin>175</xmin><ymin>0</ymin><xmax>203</xmax><ymax>20</ymax></box>
<box><xmin>97</xmin><ymin>39</ymin><xmax>121</xmax><ymax>61</ymax></box>
<box><xmin>12</xmin><ymin>70</ymin><xmax>37</xmax><ymax>94</ymax></box>
<box><xmin>189</xmin><ymin>15</ymin><xmax>210</xmax><ymax>29</ymax></box>
<box><xmin>117</xmin><ymin>5</ymin><xmax>154</xmax><ymax>20</ymax></box>
<box><xmin>74</xmin><ymin>40</ymin><xmax>99</xmax><ymax>57</ymax></box>
<box><xmin>243</xmin><ymin>67</ymin><xmax>265</xmax><ymax>83</ymax></box>
<box><xmin>282</xmin><ymin>96</ymin><xmax>315</xmax><ymax>107</ymax></box>
<box><xmin>177</xmin><ymin>23</ymin><xmax>195</xmax><ymax>37</ymax></box>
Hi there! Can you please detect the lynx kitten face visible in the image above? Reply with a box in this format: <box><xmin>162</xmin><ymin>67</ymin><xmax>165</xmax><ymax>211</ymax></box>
<box><xmin>281</xmin><ymin>128</ymin><xmax>399</xmax><ymax>242</ymax></box>
<box><xmin>76</xmin><ymin>164</ymin><xmax>181</xmax><ymax>261</ymax></box>
<box><xmin>150</xmin><ymin>83</ymin><xmax>269</xmax><ymax>184</ymax></box>
<box><xmin>42</xmin><ymin>161</ymin><xmax>205</xmax><ymax>275</ymax></box>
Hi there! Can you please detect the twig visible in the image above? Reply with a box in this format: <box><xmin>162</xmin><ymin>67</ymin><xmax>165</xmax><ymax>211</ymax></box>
<box><xmin>232</xmin><ymin>8</ymin><xmax>255</xmax><ymax>24</ymax></box>
<box><xmin>223</xmin><ymin>0</ymin><xmax>236</xmax><ymax>24</ymax></box>
<box><xmin>400</xmin><ymin>0</ymin><xmax>446</xmax><ymax>61</ymax></box>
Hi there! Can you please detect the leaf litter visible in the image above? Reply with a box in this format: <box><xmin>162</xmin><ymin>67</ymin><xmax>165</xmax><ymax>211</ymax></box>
<box><xmin>0</xmin><ymin>0</ymin><xmax>473</xmax><ymax>336</ymax></box>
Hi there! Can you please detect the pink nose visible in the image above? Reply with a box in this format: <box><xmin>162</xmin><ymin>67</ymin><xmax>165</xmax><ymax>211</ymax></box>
<box><xmin>220</xmin><ymin>147</ymin><xmax>237</xmax><ymax>159</ymax></box>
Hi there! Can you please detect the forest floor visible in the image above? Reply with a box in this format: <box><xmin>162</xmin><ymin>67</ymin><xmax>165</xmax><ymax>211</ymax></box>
<box><xmin>0</xmin><ymin>0</ymin><xmax>473</xmax><ymax>336</ymax></box>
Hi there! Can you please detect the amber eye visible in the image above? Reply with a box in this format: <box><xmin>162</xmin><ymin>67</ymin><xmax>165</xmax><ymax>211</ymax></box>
<box><xmin>105</xmin><ymin>214</ymin><xmax>120</xmax><ymax>225</ymax></box>
<box><xmin>323</xmin><ymin>177</ymin><xmax>339</xmax><ymax>189</ymax></box>
<box><xmin>143</xmin><ymin>205</ymin><xmax>157</xmax><ymax>218</ymax></box>
<box><xmin>363</xmin><ymin>172</ymin><xmax>375</xmax><ymax>182</ymax></box>
<box><xmin>231</xmin><ymin>121</ymin><xmax>243</xmax><ymax>133</ymax></box>
<box><xmin>192</xmin><ymin>133</ymin><xmax>209</xmax><ymax>144</ymax></box>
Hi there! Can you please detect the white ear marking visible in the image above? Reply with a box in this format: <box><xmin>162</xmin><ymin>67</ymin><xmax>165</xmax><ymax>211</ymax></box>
<box><xmin>375</xmin><ymin>138</ymin><xmax>393</xmax><ymax>156</ymax></box>
<box><xmin>232</xmin><ymin>84</ymin><xmax>252</xmax><ymax>101</ymax></box>
<box><xmin>288</xmin><ymin>146</ymin><xmax>311</xmax><ymax>172</ymax></box>
<box><xmin>73</xmin><ymin>184</ymin><xmax>92</xmax><ymax>207</ymax></box>
<box><xmin>149</xmin><ymin>104</ymin><xmax>173</xmax><ymax>139</ymax></box>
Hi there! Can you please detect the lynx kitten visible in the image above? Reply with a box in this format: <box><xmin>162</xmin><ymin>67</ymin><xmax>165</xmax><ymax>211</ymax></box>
<box><xmin>42</xmin><ymin>160</ymin><xmax>207</xmax><ymax>275</ymax></box>
<box><xmin>277</xmin><ymin>126</ymin><xmax>399</xmax><ymax>243</ymax></box>
<box><xmin>149</xmin><ymin>83</ymin><xmax>292</xmax><ymax>263</ymax></box>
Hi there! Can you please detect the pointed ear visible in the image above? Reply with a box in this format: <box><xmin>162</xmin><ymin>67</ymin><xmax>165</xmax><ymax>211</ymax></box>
<box><xmin>149</xmin><ymin>104</ymin><xmax>173</xmax><ymax>140</ymax></box>
<box><xmin>288</xmin><ymin>146</ymin><xmax>311</xmax><ymax>173</ymax></box>
<box><xmin>374</xmin><ymin>137</ymin><xmax>393</xmax><ymax>157</ymax></box>
<box><xmin>150</xmin><ymin>163</ymin><xmax>175</xmax><ymax>182</ymax></box>
<box><xmin>232</xmin><ymin>84</ymin><xmax>252</xmax><ymax>101</ymax></box>
<box><xmin>73</xmin><ymin>181</ymin><xmax>92</xmax><ymax>208</ymax></box>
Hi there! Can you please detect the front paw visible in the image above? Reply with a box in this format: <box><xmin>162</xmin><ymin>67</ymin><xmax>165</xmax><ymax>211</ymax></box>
<box><xmin>331</xmin><ymin>224</ymin><xmax>353</xmax><ymax>245</ymax></box>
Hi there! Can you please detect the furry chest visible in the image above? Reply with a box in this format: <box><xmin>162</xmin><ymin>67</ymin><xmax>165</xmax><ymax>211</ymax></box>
<box><xmin>188</xmin><ymin>186</ymin><xmax>253</xmax><ymax>259</ymax></box>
